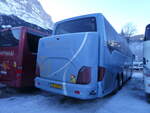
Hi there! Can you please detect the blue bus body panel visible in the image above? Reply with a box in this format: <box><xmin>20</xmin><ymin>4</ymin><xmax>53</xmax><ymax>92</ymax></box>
<box><xmin>35</xmin><ymin>32</ymin><xmax>99</xmax><ymax>99</ymax></box>
<box><xmin>37</xmin><ymin>32</ymin><xmax>98</xmax><ymax>82</ymax></box>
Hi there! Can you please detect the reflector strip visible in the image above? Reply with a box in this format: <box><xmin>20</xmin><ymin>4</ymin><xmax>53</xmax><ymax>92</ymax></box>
<box><xmin>74</xmin><ymin>90</ymin><xmax>80</xmax><ymax>94</ymax></box>
<box><xmin>16</xmin><ymin>69</ymin><xmax>22</xmax><ymax>74</ymax></box>
<box><xmin>146</xmin><ymin>74</ymin><xmax>150</xmax><ymax>77</ymax></box>
<box><xmin>36</xmin><ymin>64</ymin><xmax>40</xmax><ymax>75</ymax></box>
<box><xmin>16</xmin><ymin>75</ymin><xmax>22</xmax><ymax>79</ymax></box>
<box><xmin>98</xmin><ymin>67</ymin><xmax>106</xmax><ymax>81</ymax></box>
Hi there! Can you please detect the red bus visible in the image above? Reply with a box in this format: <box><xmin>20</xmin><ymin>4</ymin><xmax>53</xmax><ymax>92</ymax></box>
<box><xmin>0</xmin><ymin>27</ymin><xmax>49</xmax><ymax>88</ymax></box>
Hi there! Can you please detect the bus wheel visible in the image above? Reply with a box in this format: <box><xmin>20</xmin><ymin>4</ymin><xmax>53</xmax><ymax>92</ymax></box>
<box><xmin>118</xmin><ymin>74</ymin><xmax>123</xmax><ymax>90</ymax></box>
<box><xmin>112</xmin><ymin>74</ymin><xmax>123</xmax><ymax>94</ymax></box>
<box><xmin>112</xmin><ymin>78</ymin><xmax>119</xmax><ymax>95</ymax></box>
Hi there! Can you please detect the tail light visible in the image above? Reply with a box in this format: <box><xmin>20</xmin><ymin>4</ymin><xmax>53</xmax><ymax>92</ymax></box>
<box><xmin>98</xmin><ymin>67</ymin><xmax>106</xmax><ymax>81</ymax></box>
<box><xmin>36</xmin><ymin>63</ymin><xmax>40</xmax><ymax>76</ymax></box>
<box><xmin>16</xmin><ymin>69</ymin><xmax>22</xmax><ymax>74</ymax></box>
<box><xmin>13</xmin><ymin>61</ymin><xmax>17</xmax><ymax>68</ymax></box>
<box><xmin>145</xmin><ymin>74</ymin><xmax>150</xmax><ymax>77</ymax></box>
<box><xmin>74</xmin><ymin>90</ymin><xmax>80</xmax><ymax>94</ymax></box>
<box><xmin>76</xmin><ymin>66</ymin><xmax>91</xmax><ymax>84</ymax></box>
<box><xmin>16</xmin><ymin>67</ymin><xmax>22</xmax><ymax>79</ymax></box>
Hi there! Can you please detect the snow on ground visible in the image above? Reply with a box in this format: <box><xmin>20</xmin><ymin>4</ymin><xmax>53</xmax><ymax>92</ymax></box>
<box><xmin>0</xmin><ymin>71</ymin><xmax>149</xmax><ymax>113</ymax></box>
<box><xmin>96</xmin><ymin>71</ymin><xmax>150</xmax><ymax>113</ymax></box>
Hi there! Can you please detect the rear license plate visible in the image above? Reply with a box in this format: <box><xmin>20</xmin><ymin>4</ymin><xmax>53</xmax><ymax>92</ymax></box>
<box><xmin>50</xmin><ymin>83</ymin><xmax>62</xmax><ymax>89</ymax></box>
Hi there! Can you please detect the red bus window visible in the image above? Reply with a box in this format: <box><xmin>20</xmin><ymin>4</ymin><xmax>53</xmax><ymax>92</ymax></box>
<box><xmin>0</xmin><ymin>29</ymin><xmax>21</xmax><ymax>47</ymax></box>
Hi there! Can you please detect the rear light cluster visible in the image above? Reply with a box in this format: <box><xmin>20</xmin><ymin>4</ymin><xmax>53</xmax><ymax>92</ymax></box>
<box><xmin>16</xmin><ymin>67</ymin><xmax>22</xmax><ymax>79</ymax></box>
<box><xmin>16</xmin><ymin>69</ymin><xmax>22</xmax><ymax>74</ymax></box>
<box><xmin>13</xmin><ymin>61</ymin><xmax>17</xmax><ymax>68</ymax></box>
<box><xmin>74</xmin><ymin>90</ymin><xmax>80</xmax><ymax>94</ymax></box>
<box><xmin>76</xmin><ymin>66</ymin><xmax>91</xmax><ymax>84</ymax></box>
<box><xmin>37</xmin><ymin>82</ymin><xmax>40</xmax><ymax>86</ymax></box>
<box><xmin>98</xmin><ymin>67</ymin><xmax>106</xmax><ymax>81</ymax></box>
<box><xmin>36</xmin><ymin>63</ymin><xmax>40</xmax><ymax>76</ymax></box>
<box><xmin>145</xmin><ymin>74</ymin><xmax>150</xmax><ymax>77</ymax></box>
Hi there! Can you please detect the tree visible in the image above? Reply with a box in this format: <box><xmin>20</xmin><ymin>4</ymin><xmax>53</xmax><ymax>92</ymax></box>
<box><xmin>121</xmin><ymin>23</ymin><xmax>137</xmax><ymax>41</ymax></box>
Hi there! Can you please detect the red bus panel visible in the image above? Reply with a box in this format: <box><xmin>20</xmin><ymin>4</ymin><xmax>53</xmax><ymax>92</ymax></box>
<box><xmin>0</xmin><ymin>27</ymin><xmax>49</xmax><ymax>88</ymax></box>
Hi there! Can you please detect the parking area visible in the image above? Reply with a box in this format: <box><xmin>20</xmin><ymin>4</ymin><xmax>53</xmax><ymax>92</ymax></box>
<box><xmin>0</xmin><ymin>71</ymin><xmax>149</xmax><ymax>113</ymax></box>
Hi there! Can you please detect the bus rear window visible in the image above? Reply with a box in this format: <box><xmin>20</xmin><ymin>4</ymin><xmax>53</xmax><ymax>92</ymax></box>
<box><xmin>55</xmin><ymin>17</ymin><xmax>97</xmax><ymax>35</ymax></box>
<box><xmin>0</xmin><ymin>29</ymin><xmax>21</xmax><ymax>47</ymax></box>
<box><xmin>145</xmin><ymin>26</ymin><xmax>150</xmax><ymax>41</ymax></box>
<box><xmin>27</xmin><ymin>33</ymin><xmax>41</xmax><ymax>53</ymax></box>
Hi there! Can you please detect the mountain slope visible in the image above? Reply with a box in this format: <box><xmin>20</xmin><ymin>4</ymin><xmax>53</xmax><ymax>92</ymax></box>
<box><xmin>0</xmin><ymin>14</ymin><xmax>52</xmax><ymax>34</ymax></box>
<box><xmin>0</xmin><ymin>0</ymin><xmax>53</xmax><ymax>29</ymax></box>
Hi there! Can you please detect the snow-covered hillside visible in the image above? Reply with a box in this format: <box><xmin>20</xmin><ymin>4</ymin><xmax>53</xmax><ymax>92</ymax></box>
<box><xmin>0</xmin><ymin>0</ymin><xmax>53</xmax><ymax>29</ymax></box>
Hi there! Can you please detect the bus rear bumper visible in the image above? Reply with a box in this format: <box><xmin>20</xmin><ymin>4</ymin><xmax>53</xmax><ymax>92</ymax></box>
<box><xmin>35</xmin><ymin>77</ymin><xmax>97</xmax><ymax>100</ymax></box>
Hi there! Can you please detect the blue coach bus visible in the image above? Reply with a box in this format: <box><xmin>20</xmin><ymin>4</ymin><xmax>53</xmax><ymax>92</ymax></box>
<box><xmin>143</xmin><ymin>24</ymin><xmax>150</xmax><ymax>102</ymax></box>
<box><xmin>35</xmin><ymin>13</ymin><xmax>133</xmax><ymax>99</ymax></box>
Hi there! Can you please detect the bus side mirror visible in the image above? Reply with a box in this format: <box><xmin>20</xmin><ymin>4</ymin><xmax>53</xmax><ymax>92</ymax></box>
<box><xmin>107</xmin><ymin>40</ymin><xmax>120</xmax><ymax>49</ymax></box>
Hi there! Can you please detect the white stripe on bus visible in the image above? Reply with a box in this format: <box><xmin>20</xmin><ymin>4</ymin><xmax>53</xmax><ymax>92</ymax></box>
<box><xmin>50</xmin><ymin>32</ymin><xmax>89</xmax><ymax>76</ymax></box>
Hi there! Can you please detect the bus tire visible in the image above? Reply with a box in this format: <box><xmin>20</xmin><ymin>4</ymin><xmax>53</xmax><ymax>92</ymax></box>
<box><xmin>111</xmin><ymin>79</ymin><xmax>119</xmax><ymax>95</ymax></box>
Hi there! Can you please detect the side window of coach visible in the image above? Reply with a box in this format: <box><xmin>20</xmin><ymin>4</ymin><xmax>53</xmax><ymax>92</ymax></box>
<box><xmin>145</xmin><ymin>27</ymin><xmax>150</xmax><ymax>41</ymax></box>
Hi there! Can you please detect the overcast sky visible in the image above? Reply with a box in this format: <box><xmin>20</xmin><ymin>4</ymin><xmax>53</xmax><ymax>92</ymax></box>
<box><xmin>38</xmin><ymin>0</ymin><xmax>150</xmax><ymax>35</ymax></box>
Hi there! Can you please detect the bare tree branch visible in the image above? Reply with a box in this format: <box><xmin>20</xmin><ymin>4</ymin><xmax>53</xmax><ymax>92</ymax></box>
<box><xmin>121</xmin><ymin>23</ymin><xmax>137</xmax><ymax>39</ymax></box>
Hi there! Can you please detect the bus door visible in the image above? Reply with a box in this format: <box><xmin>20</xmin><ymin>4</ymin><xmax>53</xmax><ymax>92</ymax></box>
<box><xmin>21</xmin><ymin>31</ymin><xmax>43</xmax><ymax>86</ymax></box>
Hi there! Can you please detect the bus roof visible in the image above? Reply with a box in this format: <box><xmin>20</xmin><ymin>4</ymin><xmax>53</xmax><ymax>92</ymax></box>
<box><xmin>0</xmin><ymin>26</ymin><xmax>50</xmax><ymax>37</ymax></box>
